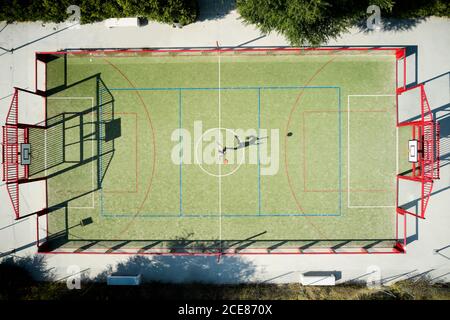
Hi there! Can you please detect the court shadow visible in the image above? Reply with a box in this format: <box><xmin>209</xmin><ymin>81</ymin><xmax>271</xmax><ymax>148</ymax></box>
<box><xmin>424</xmin><ymin>71</ymin><xmax>450</xmax><ymax>194</ymax></box>
<box><xmin>24</xmin><ymin>75</ymin><xmax>119</xmax><ymax>254</ymax></box>
<box><xmin>406</xmin><ymin>214</ymin><xmax>419</xmax><ymax>245</ymax></box>
<box><xmin>424</xmin><ymin>71</ymin><xmax>450</xmax><ymax>122</ymax></box>
<box><xmin>430</xmin><ymin>113</ymin><xmax>450</xmax><ymax>197</ymax></box>
<box><xmin>39</xmin><ymin>237</ymin><xmax>400</xmax><ymax>254</ymax></box>
<box><xmin>29</xmin><ymin>75</ymin><xmax>118</xmax><ymax>215</ymax></box>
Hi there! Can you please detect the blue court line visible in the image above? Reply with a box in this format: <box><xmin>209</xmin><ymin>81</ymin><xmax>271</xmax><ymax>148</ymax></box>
<box><xmin>101</xmin><ymin>213</ymin><xmax>341</xmax><ymax>218</ymax></box>
<box><xmin>108</xmin><ymin>85</ymin><xmax>338</xmax><ymax>91</ymax></box>
<box><xmin>99</xmin><ymin>86</ymin><xmax>342</xmax><ymax>218</ymax></box>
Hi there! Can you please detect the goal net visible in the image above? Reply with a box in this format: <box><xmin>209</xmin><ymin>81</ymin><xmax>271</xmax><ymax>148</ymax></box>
<box><xmin>396</xmin><ymin>84</ymin><xmax>440</xmax><ymax>221</ymax></box>
<box><xmin>2</xmin><ymin>88</ymin><xmax>46</xmax><ymax>219</ymax></box>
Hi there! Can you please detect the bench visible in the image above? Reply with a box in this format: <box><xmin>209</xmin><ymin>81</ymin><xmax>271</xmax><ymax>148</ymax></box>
<box><xmin>107</xmin><ymin>274</ymin><xmax>142</xmax><ymax>286</ymax></box>
<box><xmin>300</xmin><ymin>271</ymin><xmax>336</xmax><ymax>286</ymax></box>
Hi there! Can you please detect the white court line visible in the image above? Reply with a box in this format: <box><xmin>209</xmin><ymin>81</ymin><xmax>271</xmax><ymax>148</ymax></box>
<box><xmin>46</xmin><ymin>97</ymin><xmax>95</xmax><ymax>209</ymax></box>
<box><xmin>347</xmin><ymin>94</ymin><xmax>397</xmax><ymax>209</ymax></box>
<box><xmin>317</xmin><ymin>55</ymin><xmax>395</xmax><ymax>57</ymax></box>
<box><xmin>218</xmin><ymin>48</ymin><xmax>222</xmax><ymax>248</ymax></box>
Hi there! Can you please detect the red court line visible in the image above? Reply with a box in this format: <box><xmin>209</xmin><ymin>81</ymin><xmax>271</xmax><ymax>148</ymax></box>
<box><xmin>36</xmin><ymin>47</ymin><xmax>401</xmax><ymax>56</ymax></box>
<box><xmin>104</xmin><ymin>59</ymin><xmax>157</xmax><ymax>238</ymax></box>
<box><xmin>62</xmin><ymin>52</ymin><xmax>399</xmax><ymax>59</ymax></box>
<box><xmin>302</xmin><ymin>109</ymin><xmax>390</xmax><ymax>193</ymax></box>
<box><xmin>35</xmin><ymin>47</ymin><xmax>405</xmax><ymax>255</ymax></box>
<box><xmin>283</xmin><ymin>55</ymin><xmax>338</xmax><ymax>239</ymax></box>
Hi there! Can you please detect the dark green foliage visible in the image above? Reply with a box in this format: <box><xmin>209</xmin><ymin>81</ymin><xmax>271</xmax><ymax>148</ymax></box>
<box><xmin>236</xmin><ymin>0</ymin><xmax>390</xmax><ymax>46</ymax></box>
<box><xmin>3</xmin><ymin>280</ymin><xmax>450</xmax><ymax>300</ymax></box>
<box><xmin>387</xmin><ymin>0</ymin><xmax>450</xmax><ymax>19</ymax></box>
<box><xmin>236</xmin><ymin>0</ymin><xmax>450</xmax><ymax>46</ymax></box>
<box><xmin>0</xmin><ymin>260</ymin><xmax>34</xmax><ymax>300</ymax></box>
<box><xmin>0</xmin><ymin>0</ymin><xmax>198</xmax><ymax>25</ymax></box>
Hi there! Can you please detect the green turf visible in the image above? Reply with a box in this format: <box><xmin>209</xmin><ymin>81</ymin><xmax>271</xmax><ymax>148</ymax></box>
<box><xmin>40</xmin><ymin>51</ymin><xmax>398</xmax><ymax>251</ymax></box>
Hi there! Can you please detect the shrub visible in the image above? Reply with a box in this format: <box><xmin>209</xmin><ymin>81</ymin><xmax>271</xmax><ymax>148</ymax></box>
<box><xmin>0</xmin><ymin>0</ymin><xmax>198</xmax><ymax>25</ymax></box>
<box><xmin>0</xmin><ymin>260</ymin><xmax>34</xmax><ymax>300</ymax></box>
<box><xmin>236</xmin><ymin>0</ymin><xmax>450</xmax><ymax>46</ymax></box>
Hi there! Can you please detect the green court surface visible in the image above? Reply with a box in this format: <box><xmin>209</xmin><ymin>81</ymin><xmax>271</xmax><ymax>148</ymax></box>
<box><xmin>36</xmin><ymin>50</ymin><xmax>399</xmax><ymax>252</ymax></box>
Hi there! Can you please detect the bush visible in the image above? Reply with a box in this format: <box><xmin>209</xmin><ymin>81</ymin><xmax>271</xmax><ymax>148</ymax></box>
<box><xmin>236</xmin><ymin>0</ymin><xmax>450</xmax><ymax>46</ymax></box>
<box><xmin>387</xmin><ymin>0</ymin><xmax>450</xmax><ymax>19</ymax></box>
<box><xmin>0</xmin><ymin>260</ymin><xmax>34</xmax><ymax>300</ymax></box>
<box><xmin>0</xmin><ymin>0</ymin><xmax>198</xmax><ymax>25</ymax></box>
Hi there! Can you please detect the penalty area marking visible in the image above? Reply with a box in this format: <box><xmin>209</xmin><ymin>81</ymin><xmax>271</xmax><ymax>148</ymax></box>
<box><xmin>46</xmin><ymin>97</ymin><xmax>95</xmax><ymax>209</ymax></box>
<box><xmin>347</xmin><ymin>94</ymin><xmax>397</xmax><ymax>209</ymax></box>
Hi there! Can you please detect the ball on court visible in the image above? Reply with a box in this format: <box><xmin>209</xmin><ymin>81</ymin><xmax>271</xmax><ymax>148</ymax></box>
<box><xmin>287</xmin><ymin>132</ymin><xmax>293</xmax><ymax>137</ymax></box>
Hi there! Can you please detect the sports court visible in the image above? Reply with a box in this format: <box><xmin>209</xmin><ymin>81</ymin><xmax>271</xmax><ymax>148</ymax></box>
<box><xmin>2</xmin><ymin>47</ymin><xmax>440</xmax><ymax>254</ymax></box>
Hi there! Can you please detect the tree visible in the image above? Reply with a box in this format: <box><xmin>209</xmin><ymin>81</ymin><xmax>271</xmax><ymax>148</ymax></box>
<box><xmin>236</xmin><ymin>0</ymin><xmax>449</xmax><ymax>46</ymax></box>
<box><xmin>0</xmin><ymin>260</ymin><xmax>34</xmax><ymax>300</ymax></box>
<box><xmin>0</xmin><ymin>0</ymin><xmax>198</xmax><ymax>25</ymax></box>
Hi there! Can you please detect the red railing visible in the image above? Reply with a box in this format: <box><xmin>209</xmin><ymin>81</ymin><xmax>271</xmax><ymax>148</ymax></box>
<box><xmin>2</xmin><ymin>89</ymin><xmax>20</xmax><ymax>219</ymax></box>
<box><xmin>396</xmin><ymin>84</ymin><xmax>439</xmax><ymax>222</ymax></box>
<box><xmin>435</xmin><ymin>123</ymin><xmax>440</xmax><ymax>179</ymax></box>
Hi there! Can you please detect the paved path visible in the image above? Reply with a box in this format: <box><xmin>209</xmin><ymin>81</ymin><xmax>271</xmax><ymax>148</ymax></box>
<box><xmin>0</xmin><ymin>10</ymin><xmax>449</xmax><ymax>285</ymax></box>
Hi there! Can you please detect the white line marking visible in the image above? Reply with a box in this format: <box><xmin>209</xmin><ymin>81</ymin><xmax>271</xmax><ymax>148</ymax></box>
<box><xmin>47</xmin><ymin>97</ymin><xmax>95</xmax><ymax>209</ymax></box>
<box><xmin>347</xmin><ymin>95</ymin><xmax>350</xmax><ymax>209</ymax></box>
<box><xmin>218</xmin><ymin>48</ymin><xmax>222</xmax><ymax>248</ymax></box>
<box><xmin>349</xmin><ymin>205</ymin><xmax>396</xmax><ymax>208</ymax></box>
<box><xmin>347</xmin><ymin>94</ymin><xmax>396</xmax><ymax>209</ymax></box>
<box><xmin>348</xmin><ymin>94</ymin><xmax>396</xmax><ymax>97</ymax></box>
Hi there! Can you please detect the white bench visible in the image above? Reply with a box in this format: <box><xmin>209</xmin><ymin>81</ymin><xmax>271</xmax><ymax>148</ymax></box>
<box><xmin>300</xmin><ymin>272</ymin><xmax>336</xmax><ymax>286</ymax></box>
<box><xmin>105</xmin><ymin>18</ymin><xmax>142</xmax><ymax>28</ymax></box>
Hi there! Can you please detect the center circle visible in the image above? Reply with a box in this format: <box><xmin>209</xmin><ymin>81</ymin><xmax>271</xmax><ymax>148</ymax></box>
<box><xmin>194</xmin><ymin>127</ymin><xmax>245</xmax><ymax>177</ymax></box>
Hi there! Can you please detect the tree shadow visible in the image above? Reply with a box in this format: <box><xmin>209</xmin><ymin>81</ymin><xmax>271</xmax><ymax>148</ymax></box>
<box><xmin>0</xmin><ymin>254</ymin><xmax>54</xmax><ymax>282</ymax></box>
<box><xmin>355</xmin><ymin>17</ymin><xmax>426</xmax><ymax>34</ymax></box>
<box><xmin>95</xmin><ymin>254</ymin><xmax>256</xmax><ymax>285</ymax></box>
<box><xmin>197</xmin><ymin>0</ymin><xmax>236</xmax><ymax>22</ymax></box>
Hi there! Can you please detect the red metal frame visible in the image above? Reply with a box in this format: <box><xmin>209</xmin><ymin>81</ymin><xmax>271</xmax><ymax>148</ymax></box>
<box><xmin>30</xmin><ymin>46</ymin><xmax>408</xmax><ymax>255</ymax></box>
<box><xmin>2</xmin><ymin>89</ymin><xmax>20</xmax><ymax>219</ymax></box>
<box><xmin>2</xmin><ymin>87</ymin><xmax>45</xmax><ymax>219</ymax></box>
<box><xmin>37</xmin><ymin>46</ymin><xmax>405</xmax><ymax>55</ymax></box>
<box><xmin>35</xmin><ymin>53</ymin><xmax>47</xmax><ymax>93</ymax></box>
<box><xmin>396</xmin><ymin>84</ymin><xmax>440</xmax><ymax>220</ymax></box>
<box><xmin>38</xmin><ymin>249</ymin><xmax>404</xmax><ymax>256</ymax></box>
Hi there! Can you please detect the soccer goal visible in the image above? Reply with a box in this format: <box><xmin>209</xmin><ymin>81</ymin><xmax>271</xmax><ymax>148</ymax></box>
<box><xmin>396</xmin><ymin>84</ymin><xmax>440</xmax><ymax>224</ymax></box>
<box><xmin>2</xmin><ymin>88</ymin><xmax>47</xmax><ymax>219</ymax></box>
